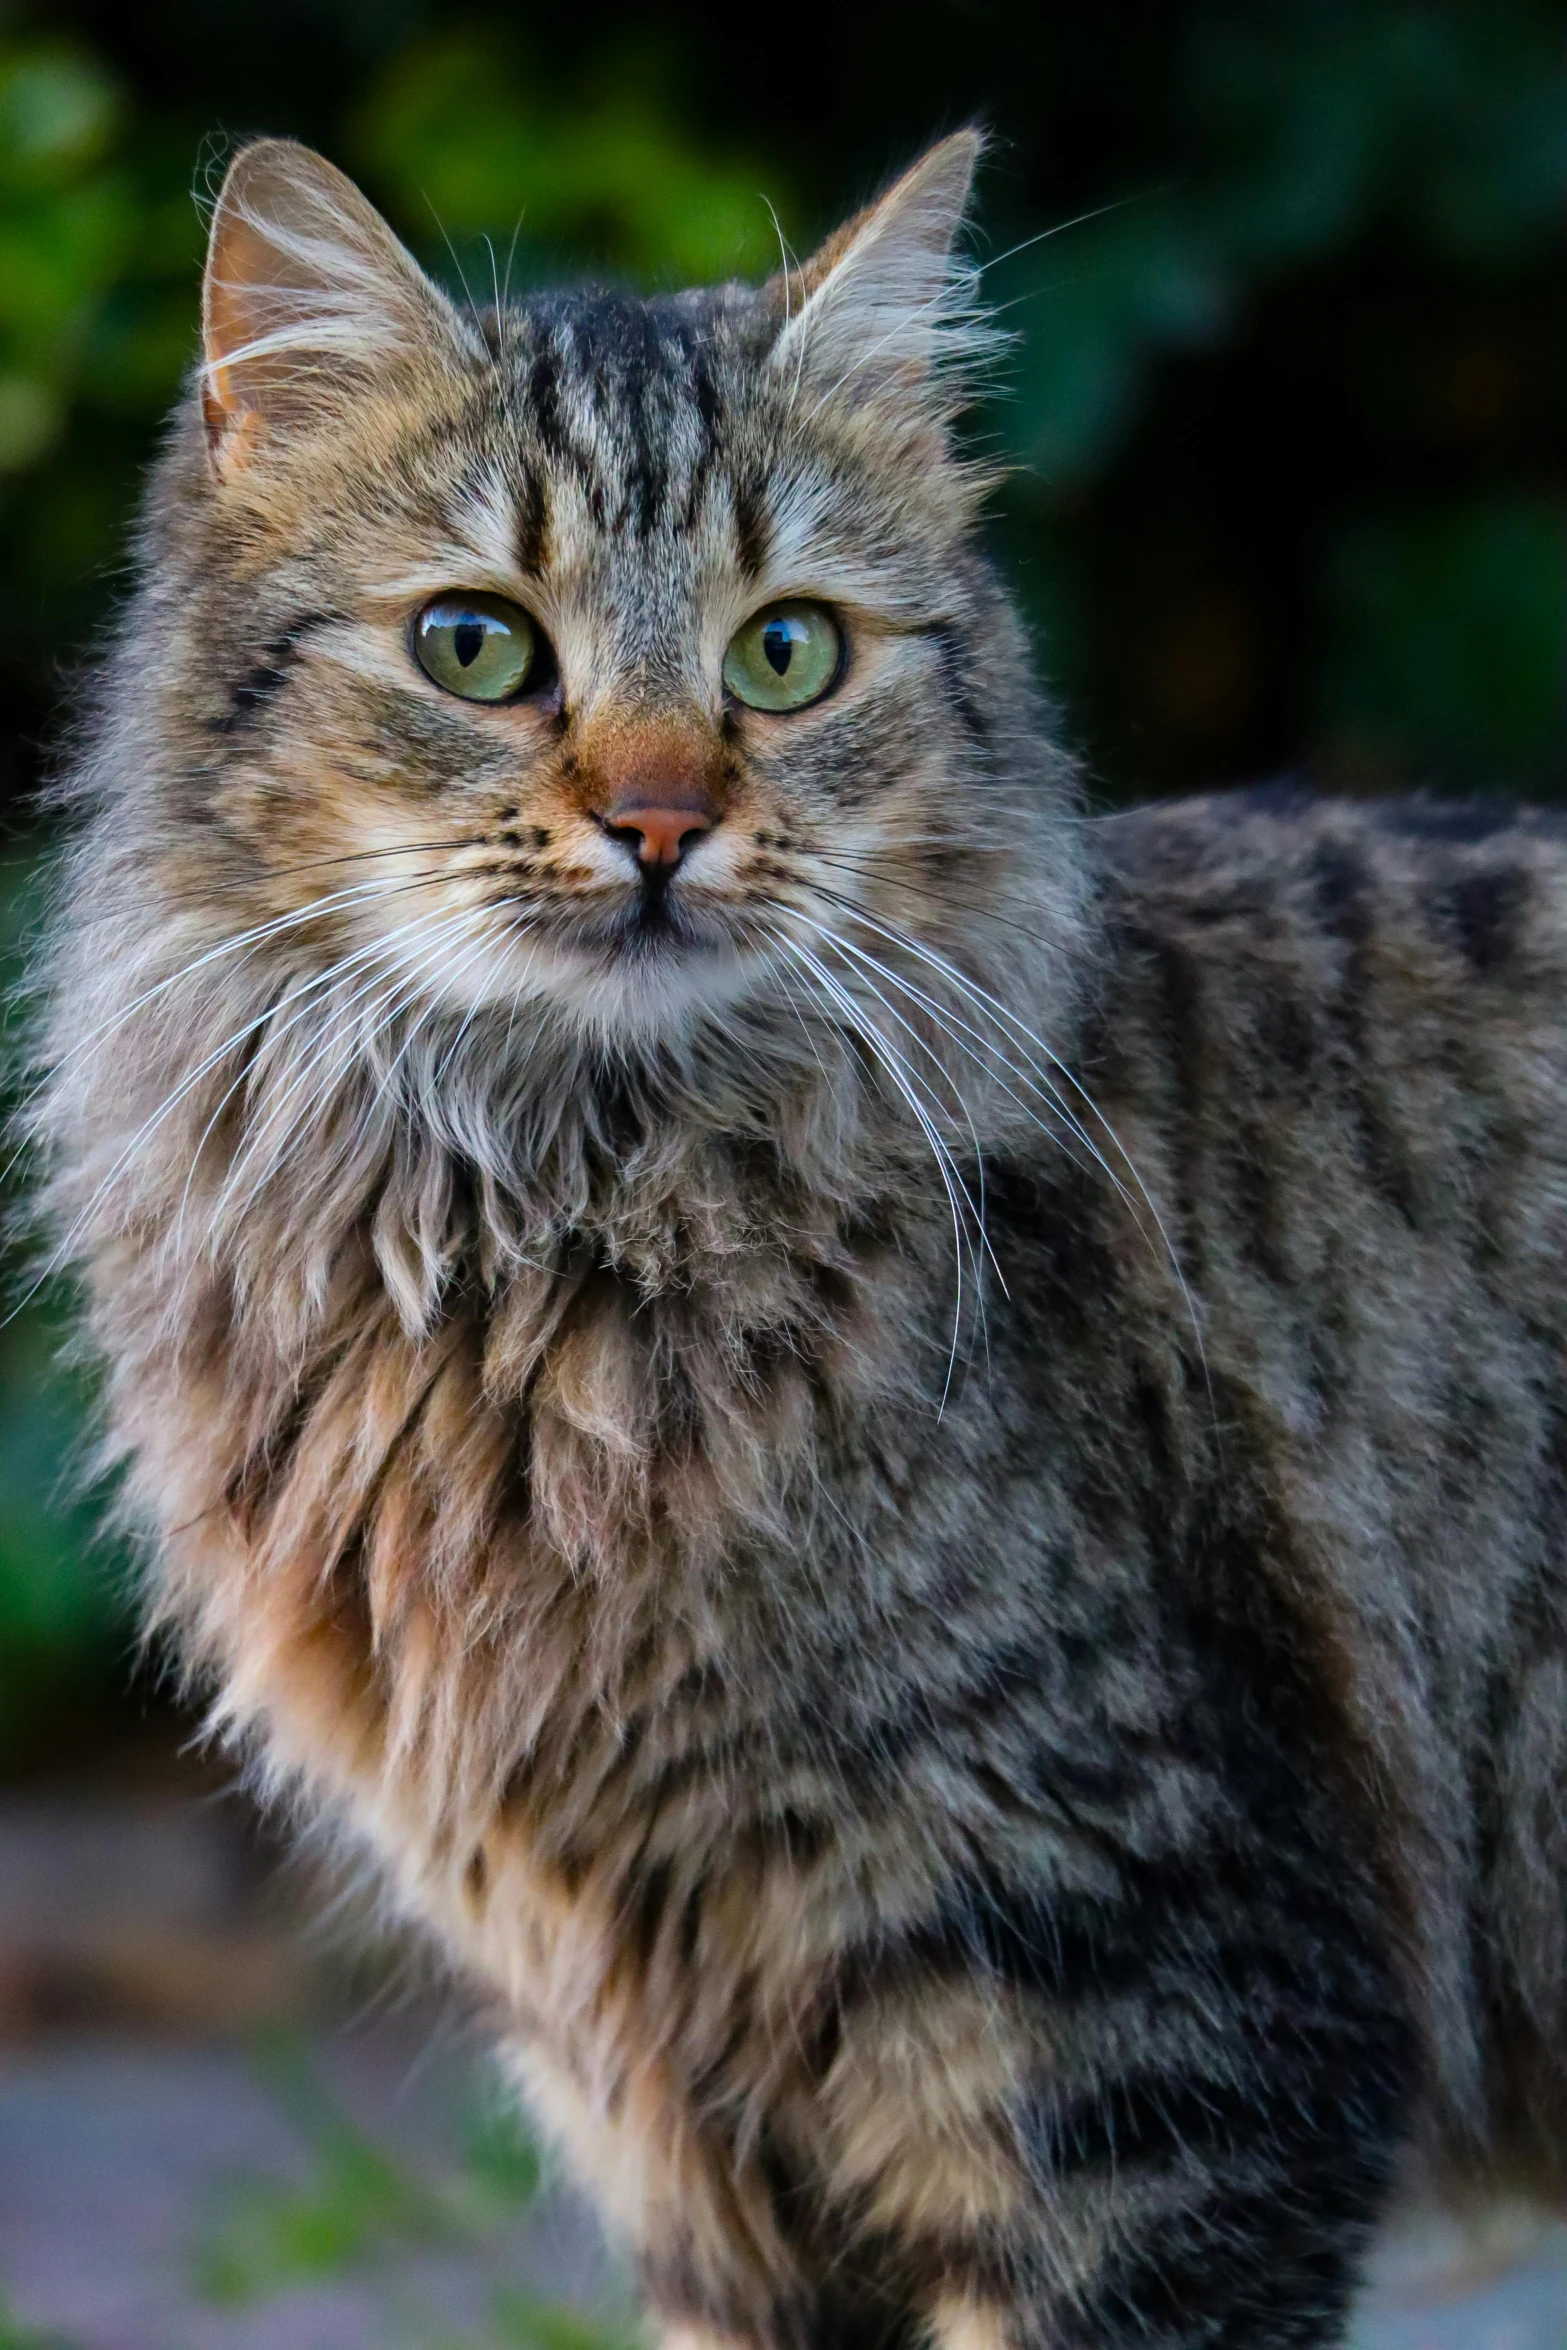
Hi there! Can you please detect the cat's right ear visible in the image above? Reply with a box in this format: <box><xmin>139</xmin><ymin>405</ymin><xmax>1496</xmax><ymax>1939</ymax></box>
<box><xmin>200</xmin><ymin>139</ymin><xmax>472</xmax><ymax>479</ymax></box>
<box><xmin>769</xmin><ymin>131</ymin><xmax>990</xmax><ymax>429</ymax></box>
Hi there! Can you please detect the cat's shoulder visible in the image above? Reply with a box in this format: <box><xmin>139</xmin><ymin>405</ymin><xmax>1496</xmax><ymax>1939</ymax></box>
<box><xmin>1086</xmin><ymin>781</ymin><xmax>1567</xmax><ymax>981</ymax></box>
<box><xmin>1089</xmin><ymin>778</ymin><xmax>1567</xmax><ymax>888</ymax></box>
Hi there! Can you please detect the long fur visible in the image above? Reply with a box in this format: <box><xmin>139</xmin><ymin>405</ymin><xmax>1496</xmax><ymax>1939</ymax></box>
<box><xmin>29</xmin><ymin>131</ymin><xmax>1567</xmax><ymax>2350</ymax></box>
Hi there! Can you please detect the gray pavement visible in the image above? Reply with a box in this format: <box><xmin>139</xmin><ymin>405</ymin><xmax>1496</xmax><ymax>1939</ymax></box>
<box><xmin>0</xmin><ymin>2023</ymin><xmax>619</xmax><ymax>2350</ymax></box>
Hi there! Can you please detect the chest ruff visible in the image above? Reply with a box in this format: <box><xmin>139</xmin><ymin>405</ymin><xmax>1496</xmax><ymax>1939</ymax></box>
<box><xmin>126</xmin><ymin>1214</ymin><xmax>957</xmax><ymax>2315</ymax></box>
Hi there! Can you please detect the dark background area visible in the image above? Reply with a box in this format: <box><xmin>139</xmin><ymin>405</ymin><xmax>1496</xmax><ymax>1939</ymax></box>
<box><xmin>1</xmin><ymin>0</ymin><xmax>1565</xmax><ymax>1772</ymax></box>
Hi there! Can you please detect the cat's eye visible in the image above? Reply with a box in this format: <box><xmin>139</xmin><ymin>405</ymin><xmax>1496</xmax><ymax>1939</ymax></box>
<box><xmin>413</xmin><ymin>593</ymin><xmax>539</xmax><ymax>703</ymax></box>
<box><xmin>722</xmin><ymin>602</ymin><xmax>842</xmax><ymax>713</ymax></box>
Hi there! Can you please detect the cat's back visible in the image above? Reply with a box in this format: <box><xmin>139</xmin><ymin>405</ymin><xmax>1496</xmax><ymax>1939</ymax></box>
<box><xmin>1077</xmin><ymin>782</ymin><xmax>1567</xmax><ymax>1464</ymax></box>
<box><xmin>1087</xmin><ymin>784</ymin><xmax>1567</xmax><ymax>1249</ymax></box>
<box><xmin>1075</xmin><ymin>787</ymin><xmax>1567</xmax><ymax>2140</ymax></box>
<box><xmin>1095</xmin><ymin>781</ymin><xmax>1567</xmax><ymax>1013</ymax></box>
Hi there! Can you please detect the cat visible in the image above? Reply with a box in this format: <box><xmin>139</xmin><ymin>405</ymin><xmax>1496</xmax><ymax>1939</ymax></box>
<box><xmin>29</xmin><ymin>126</ymin><xmax>1567</xmax><ymax>2350</ymax></box>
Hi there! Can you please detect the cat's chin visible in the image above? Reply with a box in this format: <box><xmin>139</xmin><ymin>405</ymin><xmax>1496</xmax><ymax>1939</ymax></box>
<box><xmin>552</xmin><ymin>938</ymin><xmax>768</xmax><ymax>1045</ymax></box>
<box><xmin>417</xmin><ymin>920</ymin><xmax>770</xmax><ymax>1047</ymax></box>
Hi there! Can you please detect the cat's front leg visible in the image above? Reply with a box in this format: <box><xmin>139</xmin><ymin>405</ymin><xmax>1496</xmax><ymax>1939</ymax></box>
<box><xmin>924</xmin><ymin>2299</ymin><xmax>1012</xmax><ymax>2350</ymax></box>
<box><xmin>821</xmin><ymin>1830</ymin><xmax>1421</xmax><ymax>2350</ymax></box>
<box><xmin>658</xmin><ymin>2330</ymin><xmax>755</xmax><ymax>2350</ymax></box>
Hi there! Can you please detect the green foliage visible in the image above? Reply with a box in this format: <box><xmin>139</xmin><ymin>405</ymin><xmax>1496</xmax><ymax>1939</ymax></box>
<box><xmin>0</xmin><ymin>34</ymin><xmax>198</xmax><ymax>678</ymax></box>
<box><xmin>352</xmin><ymin>31</ymin><xmax>788</xmax><ymax>286</ymax></box>
<box><xmin>1325</xmin><ymin>498</ymin><xmax>1567</xmax><ymax>781</ymax></box>
<box><xmin>193</xmin><ymin>2108</ymin><xmax>449</xmax><ymax>2302</ymax></box>
<box><xmin>1191</xmin><ymin>6</ymin><xmax>1567</xmax><ymax>267</ymax></box>
<box><xmin>996</xmin><ymin>6</ymin><xmax>1567</xmax><ymax>482</ymax></box>
<box><xmin>490</xmin><ymin>2293</ymin><xmax>642</xmax><ymax>2350</ymax></box>
<box><xmin>459</xmin><ymin>2092</ymin><xmax>545</xmax><ymax>2210</ymax></box>
<box><xmin>189</xmin><ymin>2032</ymin><xmax>636</xmax><ymax>2350</ymax></box>
<box><xmin>1003</xmin><ymin>205</ymin><xmax>1231</xmax><ymax>486</ymax></box>
<box><xmin>0</xmin><ymin>41</ymin><xmax>123</xmax><ymax>471</ymax></box>
<box><xmin>1</xmin><ymin>2031</ymin><xmax>631</xmax><ymax>2346</ymax></box>
<box><xmin>193</xmin><ymin>2029</ymin><xmax>497</xmax><ymax>2300</ymax></box>
<box><xmin>0</xmin><ymin>851</ymin><xmax>134</xmax><ymax>1767</ymax></box>
<box><xmin>0</xmin><ymin>2298</ymin><xmax>78</xmax><ymax>2350</ymax></box>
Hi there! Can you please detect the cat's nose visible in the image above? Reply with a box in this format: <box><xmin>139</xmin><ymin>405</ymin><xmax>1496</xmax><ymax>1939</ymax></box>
<box><xmin>599</xmin><ymin>797</ymin><xmax>717</xmax><ymax>871</ymax></box>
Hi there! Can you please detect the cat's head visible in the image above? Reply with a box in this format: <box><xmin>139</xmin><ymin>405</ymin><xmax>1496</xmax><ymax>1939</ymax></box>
<box><xmin>94</xmin><ymin>134</ymin><xmax>1079</xmax><ymax>1073</ymax></box>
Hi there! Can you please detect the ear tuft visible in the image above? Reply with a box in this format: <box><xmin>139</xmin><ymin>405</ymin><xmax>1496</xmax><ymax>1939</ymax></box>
<box><xmin>771</xmin><ymin>130</ymin><xmax>994</xmax><ymax>422</ymax></box>
<box><xmin>200</xmin><ymin>138</ymin><xmax>472</xmax><ymax>475</ymax></box>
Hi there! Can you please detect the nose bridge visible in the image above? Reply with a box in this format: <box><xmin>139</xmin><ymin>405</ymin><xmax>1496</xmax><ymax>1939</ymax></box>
<box><xmin>574</xmin><ymin>704</ymin><xmax>728</xmax><ymax>825</ymax></box>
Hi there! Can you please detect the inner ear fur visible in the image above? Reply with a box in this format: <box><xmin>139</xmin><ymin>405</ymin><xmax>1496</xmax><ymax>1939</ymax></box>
<box><xmin>769</xmin><ymin>129</ymin><xmax>991</xmax><ymax>418</ymax></box>
<box><xmin>200</xmin><ymin>138</ymin><xmax>474</xmax><ymax>475</ymax></box>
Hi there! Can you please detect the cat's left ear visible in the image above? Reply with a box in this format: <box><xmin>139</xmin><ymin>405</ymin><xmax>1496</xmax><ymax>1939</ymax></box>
<box><xmin>770</xmin><ymin>130</ymin><xmax>989</xmax><ymax>423</ymax></box>
<box><xmin>200</xmin><ymin>138</ymin><xmax>475</xmax><ymax>478</ymax></box>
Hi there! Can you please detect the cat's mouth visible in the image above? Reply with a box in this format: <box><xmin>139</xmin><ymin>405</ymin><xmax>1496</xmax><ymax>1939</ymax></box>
<box><xmin>604</xmin><ymin>906</ymin><xmax>750</xmax><ymax>981</ymax></box>
<box><xmin>447</xmin><ymin>870</ymin><xmax>772</xmax><ymax>1030</ymax></box>
<box><xmin>561</xmin><ymin>875</ymin><xmax>750</xmax><ymax>968</ymax></box>
<box><xmin>493</xmin><ymin>881</ymin><xmax>768</xmax><ymax>1036</ymax></box>
<box><xmin>624</xmin><ymin>896</ymin><xmax>682</xmax><ymax>948</ymax></box>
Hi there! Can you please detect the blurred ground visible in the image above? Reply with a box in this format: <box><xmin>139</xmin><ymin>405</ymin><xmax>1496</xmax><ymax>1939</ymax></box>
<box><xmin>0</xmin><ymin>1748</ymin><xmax>627</xmax><ymax>2350</ymax></box>
<box><xmin>0</xmin><ymin>2030</ymin><xmax>617</xmax><ymax>2350</ymax></box>
<box><xmin>1</xmin><ymin>1758</ymin><xmax>1566</xmax><ymax>2350</ymax></box>
<box><xmin>1353</xmin><ymin>2210</ymin><xmax>1567</xmax><ymax>2350</ymax></box>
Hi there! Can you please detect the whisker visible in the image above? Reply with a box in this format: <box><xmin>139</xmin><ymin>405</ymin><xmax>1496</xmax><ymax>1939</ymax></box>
<box><xmin>773</xmin><ymin>932</ymin><xmax>984</xmax><ymax>1413</ymax></box>
<box><xmin>11</xmin><ymin>992</ymin><xmax>321</xmax><ymax>1331</ymax></box>
<box><xmin>812</xmin><ymin>895</ymin><xmax>1212</xmax><ymax>1394</ymax></box>
<box><xmin>427</xmin><ymin>910</ymin><xmax>528</xmax><ymax>1092</ymax></box>
<box><xmin>812</xmin><ymin>890</ymin><xmax>1125</xmax><ymax>1159</ymax></box>
<box><xmin>235</xmin><ymin>837</ymin><xmax>493</xmax><ymax>885</ymax></box>
<box><xmin>49</xmin><ymin>885</ymin><xmax>496</xmax><ymax>1334</ymax></box>
<box><xmin>171</xmin><ymin>902</ymin><xmax>466</xmax><ymax>1254</ymax></box>
<box><xmin>482</xmin><ymin>232</ymin><xmax>506</xmax><ymax>364</ymax></box>
<box><xmin>426</xmin><ymin>196</ymin><xmax>488</xmax><ymax>355</ymax></box>
<box><xmin>211</xmin><ymin>904</ymin><xmax>503</xmax><ymax>1236</ymax></box>
<box><xmin>801</xmin><ymin>895</ymin><xmax>1133</xmax><ymax>1212</ymax></box>
<box><xmin>381</xmin><ymin>918</ymin><xmax>505</xmax><ymax>1100</ymax></box>
<box><xmin>768</xmin><ymin>959</ymin><xmax>844</xmax><ymax>1104</ymax></box>
<box><xmin>976</xmin><ymin>189</ymin><xmax>1162</xmax><ymax>279</ymax></box>
<box><xmin>794</xmin><ymin>919</ymin><xmax>1010</xmax><ymax>1310</ymax></box>
<box><xmin>800</xmin><ymin>924</ymin><xmax>1005</xmax><ymax>1388</ymax></box>
<box><xmin>761</xmin><ymin>193</ymin><xmax>796</xmax><ymax>330</ymax></box>
<box><xmin>799</xmin><ymin>909</ymin><xmax>1088</xmax><ymax>1157</ymax></box>
<box><xmin>500</xmin><ymin>214</ymin><xmax>525</xmax><ymax>318</ymax></box>
<box><xmin>808</xmin><ymin>850</ymin><xmax>1070</xmax><ymax>949</ymax></box>
<box><xmin>17</xmin><ymin>869</ymin><xmax>470</xmax><ymax>1142</ymax></box>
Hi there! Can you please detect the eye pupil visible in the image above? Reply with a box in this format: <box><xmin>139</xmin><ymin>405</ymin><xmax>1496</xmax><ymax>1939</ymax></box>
<box><xmin>413</xmin><ymin>593</ymin><xmax>540</xmax><ymax>703</ymax></box>
<box><xmin>722</xmin><ymin>602</ymin><xmax>840</xmax><ymax>713</ymax></box>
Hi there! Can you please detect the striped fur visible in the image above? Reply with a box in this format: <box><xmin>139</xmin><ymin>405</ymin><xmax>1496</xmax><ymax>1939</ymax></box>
<box><xmin>29</xmin><ymin>134</ymin><xmax>1567</xmax><ymax>2350</ymax></box>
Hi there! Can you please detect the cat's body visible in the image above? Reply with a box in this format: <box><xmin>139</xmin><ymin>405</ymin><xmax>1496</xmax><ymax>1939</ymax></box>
<box><xmin>30</xmin><ymin>134</ymin><xmax>1567</xmax><ymax>2350</ymax></box>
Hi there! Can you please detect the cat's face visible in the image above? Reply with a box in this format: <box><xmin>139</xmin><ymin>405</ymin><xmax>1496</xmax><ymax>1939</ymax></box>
<box><xmin>138</xmin><ymin>135</ymin><xmax>1047</xmax><ymax>1053</ymax></box>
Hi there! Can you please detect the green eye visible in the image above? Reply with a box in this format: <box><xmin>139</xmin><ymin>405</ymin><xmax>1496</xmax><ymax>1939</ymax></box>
<box><xmin>722</xmin><ymin>602</ymin><xmax>842</xmax><ymax>713</ymax></box>
<box><xmin>413</xmin><ymin>592</ymin><xmax>538</xmax><ymax>702</ymax></box>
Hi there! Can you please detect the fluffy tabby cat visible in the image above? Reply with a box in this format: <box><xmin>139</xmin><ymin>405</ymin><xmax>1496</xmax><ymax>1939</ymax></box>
<box><xmin>30</xmin><ymin>129</ymin><xmax>1567</xmax><ymax>2350</ymax></box>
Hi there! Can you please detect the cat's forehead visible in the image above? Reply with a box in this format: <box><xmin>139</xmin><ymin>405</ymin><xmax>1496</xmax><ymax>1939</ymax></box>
<box><xmin>387</xmin><ymin>283</ymin><xmax>842</xmax><ymax>666</ymax></box>
<box><xmin>489</xmin><ymin>286</ymin><xmax>775</xmax><ymax>551</ymax></box>
<box><xmin>510</xmin><ymin>285</ymin><xmax>757</xmax><ymax>412</ymax></box>
<box><xmin>190</xmin><ymin>134</ymin><xmax>988</xmax><ymax>645</ymax></box>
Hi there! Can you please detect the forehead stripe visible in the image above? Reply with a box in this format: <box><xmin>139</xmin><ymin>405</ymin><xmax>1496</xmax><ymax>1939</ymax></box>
<box><xmin>516</xmin><ymin>461</ymin><xmax>550</xmax><ymax>577</ymax></box>
<box><xmin>511</xmin><ymin>304</ymin><xmax>750</xmax><ymax>555</ymax></box>
<box><xmin>732</xmin><ymin>473</ymin><xmax>770</xmax><ymax>586</ymax></box>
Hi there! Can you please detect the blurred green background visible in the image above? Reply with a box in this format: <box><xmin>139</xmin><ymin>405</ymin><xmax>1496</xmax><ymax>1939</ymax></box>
<box><xmin>0</xmin><ymin>0</ymin><xmax>1565</xmax><ymax>1766</ymax></box>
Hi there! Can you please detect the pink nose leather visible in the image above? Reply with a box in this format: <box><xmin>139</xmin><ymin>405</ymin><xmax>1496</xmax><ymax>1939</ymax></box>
<box><xmin>602</xmin><ymin>799</ymin><xmax>716</xmax><ymax>868</ymax></box>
